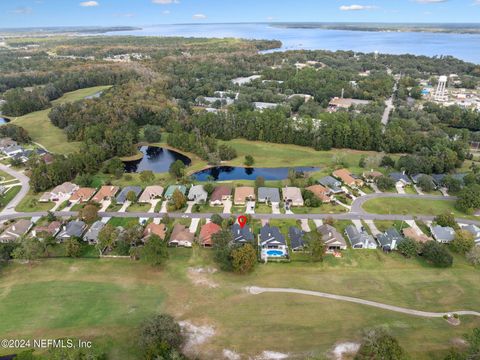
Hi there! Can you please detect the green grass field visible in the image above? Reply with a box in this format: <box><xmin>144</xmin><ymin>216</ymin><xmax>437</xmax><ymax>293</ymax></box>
<box><xmin>1</xmin><ymin>250</ymin><xmax>479</xmax><ymax>359</ymax></box>
<box><xmin>362</xmin><ymin>197</ymin><xmax>468</xmax><ymax>217</ymax></box>
<box><xmin>0</xmin><ymin>186</ymin><xmax>21</xmax><ymax>211</ymax></box>
<box><xmin>15</xmin><ymin>191</ymin><xmax>55</xmax><ymax>212</ymax></box>
<box><xmin>10</xmin><ymin>86</ymin><xmax>111</xmax><ymax>154</ymax></box>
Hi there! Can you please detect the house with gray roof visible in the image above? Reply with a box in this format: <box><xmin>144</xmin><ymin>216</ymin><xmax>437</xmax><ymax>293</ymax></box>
<box><xmin>318</xmin><ymin>176</ymin><xmax>343</xmax><ymax>194</ymax></box>
<box><xmin>83</xmin><ymin>221</ymin><xmax>105</xmax><ymax>245</ymax></box>
<box><xmin>376</xmin><ymin>228</ymin><xmax>405</xmax><ymax>251</ymax></box>
<box><xmin>462</xmin><ymin>224</ymin><xmax>480</xmax><ymax>245</ymax></box>
<box><xmin>430</xmin><ymin>225</ymin><xmax>455</xmax><ymax>243</ymax></box>
<box><xmin>288</xmin><ymin>227</ymin><xmax>306</xmax><ymax>252</ymax></box>
<box><xmin>345</xmin><ymin>225</ymin><xmax>377</xmax><ymax>249</ymax></box>
<box><xmin>231</xmin><ymin>223</ymin><xmax>254</xmax><ymax>244</ymax></box>
<box><xmin>0</xmin><ymin>219</ymin><xmax>33</xmax><ymax>243</ymax></box>
<box><xmin>56</xmin><ymin>221</ymin><xmax>87</xmax><ymax>242</ymax></box>
<box><xmin>318</xmin><ymin>224</ymin><xmax>347</xmax><ymax>251</ymax></box>
<box><xmin>3</xmin><ymin>145</ymin><xmax>24</xmax><ymax>157</ymax></box>
<box><xmin>188</xmin><ymin>185</ymin><xmax>208</xmax><ymax>203</ymax></box>
<box><xmin>258</xmin><ymin>187</ymin><xmax>280</xmax><ymax>204</ymax></box>
<box><xmin>259</xmin><ymin>224</ymin><xmax>288</xmax><ymax>260</ymax></box>
<box><xmin>116</xmin><ymin>186</ymin><xmax>142</xmax><ymax>204</ymax></box>
<box><xmin>431</xmin><ymin>174</ymin><xmax>446</xmax><ymax>187</ymax></box>
<box><xmin>389</xmin><ymin>172</ymin><xmax>411</xmax><ymax>186</ymax></box>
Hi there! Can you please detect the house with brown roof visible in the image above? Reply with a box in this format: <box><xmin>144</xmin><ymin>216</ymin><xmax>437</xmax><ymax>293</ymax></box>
<box><xmin>143</xmin><ymin>222</ymin><xmax>167</xmax><ymax>240</ymax></box>
<box><xmin>402</xmin><ymin>227</ymin><xmax>431</xmax><ymax>243</ymax></box>
<box><xmin>318</xmin><ymin>224</ymin><xmax>347</xmax><ymax>251</ymax></box>
<box><xmin>169</xmin><ymin>224</ymin><xmax>194</xmax><ymax>248</ymax></box>
<box><xmin>70</xmin><ymin>187</ymin><xmax>96</xmax><ymax>203</ymax></box>
<box><xmin>139</xmin><ymin>186</ymin><xmax>164</xmax><ymax>203</ymax></box>
<box><xmin>31</xmin><ymin>221</ymin><xmax>62</xmax><ymax>240</ymax></box>
<box><xmin>328</xmin><ymin>97</ymin><xmax>370</xmax><ymax>112</ymax></box>
<box><xmin>306</xmin><ymin>185</ymin><xmax>331</xmax><ymax>203</ymax></box>
<box><xmin>39</xmin><ymin>182</ymin><xmax>79</xmax><ymax>202</ymax></box>
<box><xmin>210</xmin><ymin>186</ymin><xmax>232</xmax><ymax>206</ymax></box>
<box><xmin>333</xmin><ymin>169</ymin><xmax>364</xmax><ymax>188</ymax></box>
<box><xmin>91</xmin><ymin>185</ymin><xmax>119</xmax><ymax>203</ymax></box>
<box><xmin>362</xmin><ymin>170</ymin><xmax>383</xmax><ymax>183</ymax></box>
<box><xmin>199</xmin><ymin>222</ymin><xmax>222</xmax><ymax>247</ymax></box>
<box><xmin>282</xmin><ymin>187</ymin><xmax>304</xmax><ymax>207</ymax></box>
<box><xmin>234</xmin><ymin>187</ymin><xmax>255</xmax><ymax>205</ymax></box>
<box><xmin>0</xmin><ymin>219</ymin><xmax>33</xmax><ymax>243</ymax></box>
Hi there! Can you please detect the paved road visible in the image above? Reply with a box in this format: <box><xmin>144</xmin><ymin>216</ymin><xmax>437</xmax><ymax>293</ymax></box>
<box><xmin>351</xmin><ymin>193</ymin><xmax>457</xmax><ymax>214</ymax></box>
<box><xmin>381</xmin><ymin>81</ymin><xmax>397</xmax><ymax>131</ymax></box>
<box><xmin>0</xmin><ymin>163</ymin><xmax>30</xmax><ymax>215</ymax></box>
<box><xmin>248</xmin><ymin>287</ymin><xmax>480</xmax><ymax>318</ymax></box>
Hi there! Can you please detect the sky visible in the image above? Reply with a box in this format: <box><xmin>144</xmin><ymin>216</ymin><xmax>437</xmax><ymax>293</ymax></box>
<box><xmin>1</xmin><ymin>0</ymin><xmax>480</xmax><ymax>29</ymax></box>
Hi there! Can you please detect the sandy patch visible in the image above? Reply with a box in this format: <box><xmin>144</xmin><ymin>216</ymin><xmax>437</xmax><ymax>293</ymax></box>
<box><xmin>255</xmin><ymin>351</ymin><xmax>289</xmax><ymax>360</ymax></box>
<box><xmin>187</xmin><ymin>267</ymin><xmax>219</xmax><ymax>288</ymax></box>
<box><xmin>329</xmin><ymin>342</ymin><xmax>360</xmax><ymax>360</ymax></box>
<box><xmin>69</xmin><ymin>266</ymin><xmax>79</xmax><ymax>272</ymax></box>
<box><xmin>179</xmin><ymin>320</ymin><xmax>215</xmax><ymax>355</ymax></box>
<box><xmin>223</xmin><ymin>349</ymin><xmax>241</xmax><ymax>360</ymax></box>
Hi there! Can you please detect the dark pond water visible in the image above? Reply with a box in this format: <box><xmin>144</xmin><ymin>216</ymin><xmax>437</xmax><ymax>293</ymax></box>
<box><xmin>123</xmin><ymin>146</ymin><xmax>191</xmax><ymax>173</ymax></box>
<box><xmin>0</xmin><ymin>117</ymin><xmax>10</xmax><ymax>125</ymax></box>
<box><xmin>193</xmin><ymin>166</ymin><xmax>320</xmax><ymax>181</ymax></box>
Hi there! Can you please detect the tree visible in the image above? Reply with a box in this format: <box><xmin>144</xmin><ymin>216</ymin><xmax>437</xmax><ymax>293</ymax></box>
<box><xmin>140</xmin><ymin>170</ymin><xmax>155</xmax><ymax>183</ymax></box>
<box><xmin>231</xmin><ymin>244</ymin><xmax>257</xmax><ymax>274</ymax></box>
<box><xmin>434</xmin><ymin>213</ymin><xmax>458</xmax><ymax>229</ymax></box>
<box><xmin>376</xmin><ymin>176</ymin><xmax>396</xmax><ymax>191</ymax></box>
<box><xmin>204</xmin><ymin>182</ymin><xmax>215</xmax><ymax>194</ymax></box>
<box><xmin>255</xmin><ymin>176</ymin><xmax>265</xmax><ymax>188</ymax></box>
<box><xmin>380</xmin><ymin>156</ymin><xmax>396</xmax><ymax>168</ymax></box>
<box><xmin>218</xmin><ymin>144</ymin><xmax>237</xmax><ymax>161</ymax></box>
<box><xmin>213</xmin><ymin>230</ymin><xmax>234</xmax><ymax>271</ymax></box>
<box><xmin>139</xmin><ymin>314</ymin><xmax>185</xmax><ymax>359</ymax></box>
<box><xmin>397</xmin><ymin>237</ymin><xmax>419</xmax><ymax>258</ymax></box>
<box><xmin>421</xmin><ymin>241</ymin><xmax>453</xmax><ymax>268</ymax></box>
<box><xmin>79</xmin><ymin>204</ymin><xmax>99</xmax><ymax>223</ymax></box>
<box><xmin>169</xmin><ymin>160</ymin><xmax>186</xmax><ymax>179</ymax></box>
<box><xmin>211</xmin><ymin>213</ymin><xmax>223</xmax><ymax>226</ymax></box>
<box><xmin>144</xmin><ymin>125</ymin><xmax>162</xmax><ymax>143</ymax></box>
<box><xmin>443</xmin><ymin>175</ymin><xmax>463</xmax><ymax>194</ymax></box>
<box><xmin>97</xmin><ymin>224</ymin><xmax>117</xmax><ymax>254</ymax></box>
<box><xmin>66</xmin><ymin>238</ymin><xmax>81</xmax><ymax>258</ymax></box>
<box><xmin>451</xmin><ymin>230</ymin><xmax>475</xmax><ymax>254</ymax></box>
<box><xmin>355</xmin><ymin>328</ymin><xmax>408</xmax><ymax>360</ymax></box>
<box><xmin>0</xmin><ymin>242</ymin><xmax>17</xmax><ymax>261</ymax></box>
<box><xmin>141</xmin><ymin>234</ymin><xmax>169</xmax><ymax>266</ymax></box>
<box><xmin>304</xmin><ymin>231</ymin><xmax>325</xmax><ymax>262</ymax></box>
<box><xmin>11</xmin><ymin>237</ymin><xmax>43</xmax><ymax>263</ymax></box>
<box><xmin>126</xmin><ymin>190</ymin><xmax>138</xmax><ymax>203</ymax></box>
<box><xmin>169</xmin><ymin>189</ymin><xmax>186</xmax><ymax>211</ymax></box>
<box><xmin>466</xmin><ymin>246</ymin><xmax>480</xmax><ymax>266</ymax></box>
<box><xmin>456</xmin><ymin>184</ymin><xmax>480</xmax><ymax>214</ymax></box>
<box><xmin>417</xmin><ymin>175</ymin><xmax>435</xmax><ymax>193</ymax></box>
<box><xmin>244</xmin><ymin>155</ymin><xmax>254</xmax><ymax>167</ymax></box>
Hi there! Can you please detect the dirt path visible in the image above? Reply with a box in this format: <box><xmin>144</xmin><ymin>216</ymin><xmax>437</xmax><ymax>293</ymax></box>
<box><xmin>248</xmin><ymin>287</ymin><xmax>480</xmax><ymax>318</ymax></box>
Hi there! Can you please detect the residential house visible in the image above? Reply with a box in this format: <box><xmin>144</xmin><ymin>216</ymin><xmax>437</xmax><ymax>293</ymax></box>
<box><xmin>0</xmin><ymin>138</ymin><xmax>17</xmax><ymax>150</ymax></box>
<box><xmin>288</xmin><ymin>227</ymin><xmax>306</xmax><ymax>252</ymax></box>
<box><xmin>411</xmin><ymin>174</ymin><xmax>436</xmax><ymax>189</ymax></box>
<box><xmin>234</xmin><ymin>187</ymin><xmax>255</xmax><ymax>205</ymax></box>
<box><xmin>42</xmin><ymin>153</ymin><xmax>55</xmax><ymax>165</ymax></box>
<box><xmin>376</xmin><ymin>228</ymin><xmax>405</xmax><ymax>251</ymax></box>
<box><xmin>257</xmin><ymin>187</ymin><xmax>280</xmax><ymax>204</ymax></box>
<box><xmin>188</xmin><ymin>185</ymin><xmax>208</xmax><ymax>203</ymax></box>
<box><xmin>328</xmin><ymin>97</ymin><xmax>370</xmax><ymax>112</ymax></box>
<box><xmin>231</xmin><ymin>223</ymin><xmax>254</xmax><ymax>244</ymax></box>
<box><xmin>431</xmin><ymin>174</ymin><xmax>446</xmax><ymax>188</ymax></box>
<box><xmin>402</xmin><ymin>227</ymin><xmax>431</xmax><ymax>243</ymax></box>
<box><xmin>430</xmin><ymin>225</ymin><xmax>456</xmax><ymax>243</ymax></box>
<box><xmin>70</xmin><ymin>187</ymin><xmax>96</xmax><ymax>203</ymax></box>
<box><xmin>116</xmin><ymin>186</ymin><xmax>142</xmax><ymax>204</ymax></box>
<box><xmin>318</xmin><ymin>176</ymin><xmax>343</xmax><ymax>194</ymax></box>
<box><xmin>333</xmin><ymin>168</ymin><xmax>364</xmax><ymax>188</ymax></box>
<box><xmin>259</xmin><ymin>224</ymin><xmax>288</xmax><ymax>260</ymax></box>
<box><xmin>0</xmin><ymin>219</ymin><xmax>33</xmax><ymax>243</ymax></box>
<box><xmin>169</xmin><ymin>224</ymin><xmax>194</xmax><ymax>248</ymax></box>
<box><xmin>199</xmin><ymin>222</ymin><xmax>222</xmax><ymax>247</ymax></box>
<box><xmin>282</xmin><ymin>187</ymin><xmax>304</xmax><ymax>207</ymax></box>
<box><xmin>345</xmin><ymin>225</ymin><xmax>377</xmax><ymax>249</ymax></box>
<box><xmin>83</xmin><ymin>221</ymin><xmax>105</xmax><ymax>245</ymax></box>
<box><xmin>318</xmin><ymin>224</ymin><xmax>347</xmax><ymax>251</ymax></box>
<box><xmin>143</xmin><ymin>223</ymin><xmax>167</xmax><ymax>241</ymax></box>
<box><xmin>39</xmin><ymin>182</ymin><xmax>79</xmax><ymax>202</ymax></box>
<box><xmin>389</xmin><ymin>172</ymin><xmax>411</xmax><ymax>187</ymax></box>
<box><xmin>91</xmin><ymin>186</ymin><xmax>119</xmax><ymax>203</ymax></box>
<box><xmin>3</xmin><ymin>145</ymin><xmax>24</xmax><ymax>157</ymax></box>
<box><xmin>362</xmin><ymin>170</ymin><xmax>383</xmax><ymax>183</ymax></box>
<box><xmin>138</xmin><ymin>186</ymin><xmax>164</xmax><ymax>203</ymax></box>
<box><xmin>253</xmin><ymin>102</ymin><xmax>279</xmax><ymax>111</ymax></box>
<box><xmin>164</xmin><ymin>185</ymin><xmax>187</xmax><ymax>200</ymax></box>
<box><xmin>231</xmin><ymin>75</ymin><xmax>261</xmax><ymax>85</ymax></box>
<box><xmin>31</xmin><ymin>221</ymin><xmax>61</xmax><ymax>240</ymax></box>
<box><xmin>56</xmin><ymin>221</ymin><xmax>87</xmax><ymax>242</ymax></box>
<box><xmin>462</xmin><ymin>224</ymin><xmax>480</xmax><ymax>245</ymax></box>
<box><xmin>306</xmin><ymin>185</ymin><xmax>331</xmax><ymax>203</ymax></box>
<box><xmin>210</xmin><ymin>186</ymin><xmax>232</xmax><ymax>206</ymax></box>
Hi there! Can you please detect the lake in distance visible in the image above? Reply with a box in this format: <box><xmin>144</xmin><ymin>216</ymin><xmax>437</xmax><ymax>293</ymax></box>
<box><xmin>124</xmin><ymin>146</ymin><xmax>191</xmax><ymax>173</ymax></box>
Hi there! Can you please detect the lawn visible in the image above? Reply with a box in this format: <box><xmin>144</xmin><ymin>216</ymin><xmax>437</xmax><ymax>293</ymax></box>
<box><xmin>15</xmin><ymin>191</ymin><xmax>55</xmax><ymax>212</ymax></box>
<box><xmin>126</xmin><ymin>203</ymin><xmax>151</xmax><ymax>213</ymax></box>
<box><xmin>107</xmin><ymin>217</ymin><xmax>140</xmax><ymax>228</ymax></box>
<box><xmin>0</xmin><ymin>186</ymin><xmax>21</xmax><ymax>211</ymax></box>
<box><xmin>1</xmin><ymin>250</ymin><xmax>480</xmax><ymax>359</ymax></box>
<box><xmin>10</xmin><ymin>86</ymin><xmax>111</xmax><ymax>154</ymax></box>
<box><xmin>374</xmin><ymin>220</ymin><xmax>409</xmax><ymax>233</ymax></box>
<box><xmin>293</xmin><ymin>203</ymin><xmax>347</xmax><ymax>214</ymax></box>
<box><xmin>193</xmin><ymin>204</ymin><xmax>224</xmax><ymax>214</ymax></box>
<box><xmin>362</xmin><ymin>198</ymin><xmax>467</xmax><ymax>217</ymax></box>
<box><xmin>255</xmin><ymin>204</ymin><xmax>272</xmax><ymax>214</ymax></box>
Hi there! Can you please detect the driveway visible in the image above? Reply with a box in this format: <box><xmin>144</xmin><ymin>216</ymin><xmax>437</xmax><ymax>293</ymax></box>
<box><xmin>246</xmin><ymin>201</ymin><xmax>256</xmax><ymax>215</ymax></box>
<box><xmin>313</xmin><ymin>219</ymin><xmax>323</xmax><ymax>228</ymax></box>
<box><xmin>396</xmin><ymin>184</ymin><xmax>405</xmax><ymax>194</ymax></box>
<box><xmin>99</xmin><ymin>200</ymin><xmax>111</xmax><ymax>212</ymax></box>
<box><xmin>185</xmin><ymin>201</ymin><xmax>195</xmax><ymax>214</ymax></box>
<box><xmin>118</xmin><ymin>201</ymin><xmax>131</xmax><ymax>213</ymax></box>
<box><xmin>300</xmin><ymin>219</ymin><xmax>310</xmax><ymax>232</ymax></box>
<box><xmin>149</xmin><ymin>199</ymin><xmax>160</xmax><ymax>213</ymax></box>
<box><xmin>0</xmin><ymin>163</ymin><xmax>30</xmax><ymax>215</ymax></box>
<box><xmin>189</xmin><ymin>218</ymin><xmax>200</xmax><ymax>233</ymax></box>
<box><xmin>370</xmin><ymin>183</ymin><xmax>382</xmax><ymax>194</ymax></box>
<box><xmin>223</xmin><ymin>200</ymin><xmax>232</xmax><ymax>214</ymax></box>
<box><xmin>159</xmin><ymin>201</ymin><xmax>168</xmax><ymax>213</ymax></box>
<box><xmin>271</xmin><ymin>202</ymin><xmax>281</xmax><ymax>214</ymax></box>
<box><xmin>364</xmin><ymin>219</ymin><xmax>381</xmax><ymax>237</ymax></box>
<box><xmin>351</xmin><ymin>219</ymin><xmax>363</xmax><ymax>232</ymax></box>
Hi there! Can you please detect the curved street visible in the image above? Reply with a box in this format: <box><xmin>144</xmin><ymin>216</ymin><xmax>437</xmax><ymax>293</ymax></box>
<box><xmin>0</xmin><ymin>163</ymin><xmax>30</xmax><ymax>215</ymax></box>
<box><xmin>248</xmin><ymin>287</ymin><xmax>480</xmax><ymax>318</ymax></box>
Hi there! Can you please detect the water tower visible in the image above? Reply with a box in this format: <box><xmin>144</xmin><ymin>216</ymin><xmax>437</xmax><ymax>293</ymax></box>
<box><xmin>434</xmin><ymin>75</ymin><xmax>448</xmax><ymax>102</ymax></box>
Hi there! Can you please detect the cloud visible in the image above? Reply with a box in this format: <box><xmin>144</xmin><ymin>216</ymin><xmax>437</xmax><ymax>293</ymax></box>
<box><xmin>162</xmin><ymin>10</ymin><xmax>171</xmax><ymax>14</ymax></box>
<box><xmin>152</xmin><ymin>0</ymin><xmax>179</xmax><ymax>4</ymax></box>
<box><xmin>11</xmin><ymin>6</ymin><xmax>33</xmax><ymax>14</ymax></box>
<box><xmin>339</xmin><ymin>4</ymin><xmax>376</xmax><ymax>11</ymax></box>
<box><xmin>80</xmin><ymin>1</ymin><xmax>99</xmax><ymax>7</ymax></box>
<box><xmin>192</xmin><ymin>13</ymin><xmax>207</xmax><ymax>19</ymax></box>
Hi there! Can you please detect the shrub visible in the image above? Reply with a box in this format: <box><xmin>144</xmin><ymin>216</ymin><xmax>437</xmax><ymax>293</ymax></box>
<box><xmin>421</xmin><ymin>241</ymin><xmax>453</xmax><ymax>268</ymax></box>
<box><xmin>397</xmin><ymin>238</ymin><xmax>419</xmax><ymax>258</ymax></box>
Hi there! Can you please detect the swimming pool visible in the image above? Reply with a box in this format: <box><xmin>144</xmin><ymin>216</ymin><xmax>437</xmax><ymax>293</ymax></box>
<box><xmin>266</xmin><ymin>250</ymin><xmax>285</xmax><ymax>257</ymax></box>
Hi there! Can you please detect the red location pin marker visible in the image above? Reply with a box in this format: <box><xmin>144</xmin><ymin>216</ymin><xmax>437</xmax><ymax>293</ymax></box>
<box><xmin>237</xmin><ymin>215</ymin><xmax>248</xmax><ymax>229</ymax></box>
